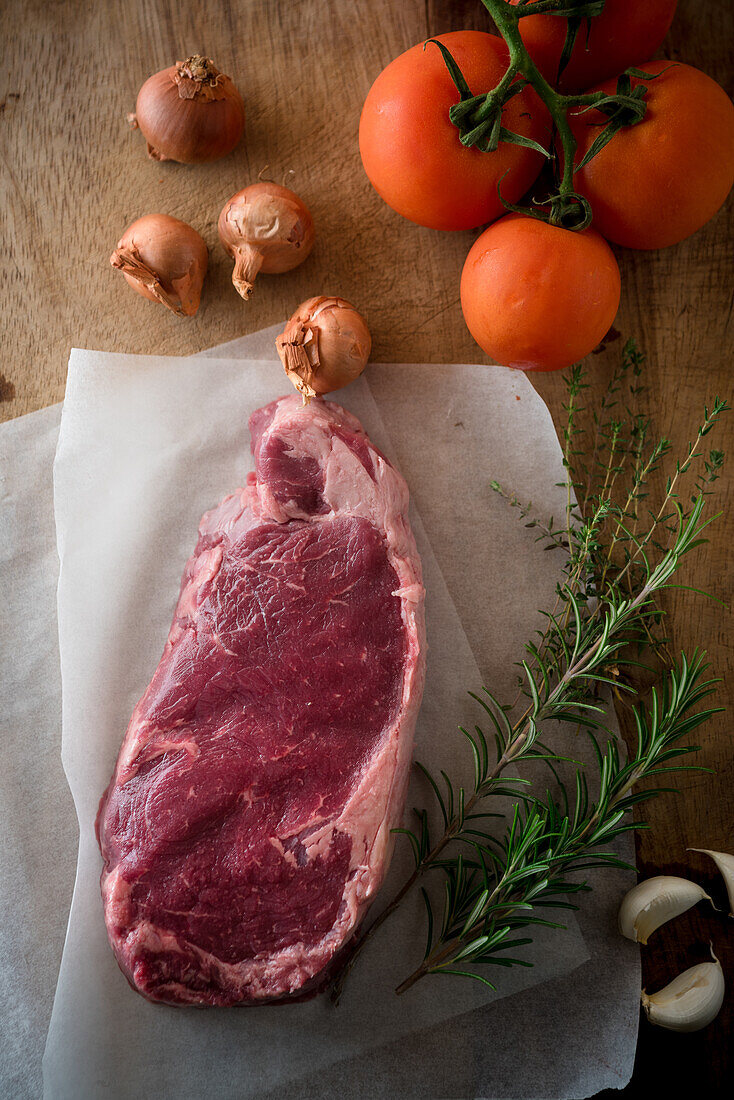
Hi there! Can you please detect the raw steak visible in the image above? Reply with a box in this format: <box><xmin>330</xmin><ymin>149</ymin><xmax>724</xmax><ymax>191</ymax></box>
<box><xmin>96</xmin><ymin>394</ymin><xmax>426</xmax><ymax>1005</ymax></box>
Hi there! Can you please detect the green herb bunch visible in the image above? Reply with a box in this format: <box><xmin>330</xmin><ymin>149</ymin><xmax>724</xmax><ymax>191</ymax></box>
<box><xmin>332</xmin><ymin>341</ymin><xmax>728</xmax><ymax>1001</ymax></box>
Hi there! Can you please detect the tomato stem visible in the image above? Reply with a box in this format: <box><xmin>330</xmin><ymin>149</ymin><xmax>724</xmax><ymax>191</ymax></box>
<box><xmin>513</xmin><ymin>0</ymin><xmax>599</xmax><ymax>14</ymax></box>
<box><xmin>433</xmin><ymin>0</ymin><xmax>654</xmax><ymax>229</ymax></box>
<box><xmin>481</xmin><ymin>0</ymin><xmax>590</xmax><ymax>226</ymax></box>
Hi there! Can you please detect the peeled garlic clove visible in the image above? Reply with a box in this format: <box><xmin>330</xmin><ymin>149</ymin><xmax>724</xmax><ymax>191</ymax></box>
<box><xmin>618</xmin><ymin>876</ymin><xmax>712</xmax><ymax>944</ymax></box>
<box><xmin>689</xmin><ymin>849</ymin><xmax>734</xmax><ymax>917</ymax></box>
<box><xmin>641</xmin><ymin>950</ymin><xmax>725</xmax><ymax>1032</ymax></box>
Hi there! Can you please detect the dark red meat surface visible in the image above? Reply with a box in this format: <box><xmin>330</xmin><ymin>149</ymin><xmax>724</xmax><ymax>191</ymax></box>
<box><xmin>97</xmin><ymin>395</ymin><xmax>425</xmax><ymax>1005</ymax></box>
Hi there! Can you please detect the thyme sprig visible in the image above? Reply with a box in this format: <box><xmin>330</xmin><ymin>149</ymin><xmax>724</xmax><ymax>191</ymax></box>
<box><xmin>331</xmin><ymin>341</ymin><xmax>728</xmax><ymax>1002</ymax></box>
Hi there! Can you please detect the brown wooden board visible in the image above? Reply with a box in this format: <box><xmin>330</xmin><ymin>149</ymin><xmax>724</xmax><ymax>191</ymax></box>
<box><xmin>1</xmin><ymin>0</ymin><xmax>732</xmax><ymax>1094</ymax></box>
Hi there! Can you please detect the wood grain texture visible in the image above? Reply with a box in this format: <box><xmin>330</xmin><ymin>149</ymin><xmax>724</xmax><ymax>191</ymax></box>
<box><xmin>1</xmin><ymin>0</ymin><xmax>732</xmax><ymax>1094</ymax></box>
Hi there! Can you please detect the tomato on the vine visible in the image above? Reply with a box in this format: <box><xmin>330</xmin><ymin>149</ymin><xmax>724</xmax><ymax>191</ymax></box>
<box><xmin>460</xmin><ymin>214</ymin><xmax>621</xmax><ymax>372</ymax></box>
<box><xmin>359</xmin><ymin>31</ymin><xmax>549</xmax><ymax>231</ymax></box>
<box><xmin>568</xmin><ymin>61</ymin><xmax>734</xmax><ymax>249</ymax></box>
<box><xmin>510</xmin><ymin>0</ymin><xmax>677</xmax><ymax>93</ymax></box>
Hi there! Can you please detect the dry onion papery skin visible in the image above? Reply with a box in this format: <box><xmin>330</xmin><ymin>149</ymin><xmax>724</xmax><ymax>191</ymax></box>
<box><xmin>276</xmin><ymin>296</ymin><xmax>371</xmax><ymax>402</ymax></box>
<box><xmin>110</xmin><ymin>214</ymin><xmax>208</xmax><ymax>317</ymax></box>
<box><xmin>132</xmin><ymin>55</ymin><xmax>245</xmax><ymax>163</ymax></box>
<box><xmin>218</xmin><ymin>182</ymin><xmax>315</xmax><ymax>300</ymax></box>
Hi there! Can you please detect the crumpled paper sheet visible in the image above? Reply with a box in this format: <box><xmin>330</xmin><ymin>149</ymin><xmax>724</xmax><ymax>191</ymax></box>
<box><xmin>0</xmin><ymin>326</ymin><xmax>640</xmax><ymax>1100</ymax></box>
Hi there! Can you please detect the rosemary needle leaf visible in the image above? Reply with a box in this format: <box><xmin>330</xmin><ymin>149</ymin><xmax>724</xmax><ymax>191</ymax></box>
<box><xmin>436</xmin><ymin>970</ymin><xmax>498</xmax><ymax>988</ymax></box>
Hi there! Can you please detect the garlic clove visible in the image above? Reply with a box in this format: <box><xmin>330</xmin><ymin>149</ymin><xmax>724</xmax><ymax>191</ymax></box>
<box><xmin>618</xmin><ymin>875</ymin><xmax>713</xmax><ymax>944</ymax></box>
<box><xmin>688</xmin><ymin>849</ymin><xmax>734</xmax><ymax>917</ymax></box>
<box><xmin>641</xmin><ymin>949</ymin><xmax>725</xmax><ymax>1032</ymax></box>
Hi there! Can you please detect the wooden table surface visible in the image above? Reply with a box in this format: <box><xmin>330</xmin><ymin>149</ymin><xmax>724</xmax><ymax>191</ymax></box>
<box><xmin>2</xmin><ymin>0</ymin><xmax>732</xmax><ymax>1094</ymax></box>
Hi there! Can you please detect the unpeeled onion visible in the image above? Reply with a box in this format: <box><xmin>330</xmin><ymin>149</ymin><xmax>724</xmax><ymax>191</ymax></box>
<box><xmin>131</xmin><ymin>55</ymin><xmax>245</xmax><ymax>163</ymax></box>
<box><xmin>218</xmin><ymin>182</ymin><xmax>315</xmax><ymax>300</ymax></box>
<box><xmin>110</xmin><ymin>214</ymin><xmax>208</xmax><ymax>317</ymax></box>
<box><xmin>276</xmin><ymin>296</ymin><xmax>371</xmax><ymax>402</ymax></box>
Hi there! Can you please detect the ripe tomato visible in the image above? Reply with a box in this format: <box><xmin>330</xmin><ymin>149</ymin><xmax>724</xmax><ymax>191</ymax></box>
<box><xmin>510</xmin><ymin>0</ymin><xmax>677</xmax><ymax>93</ymax></box>
<box><xmin>460</xmin><ymin>214</ymin><xmax>621</xmax><ymax>371</ymax></box>
<box><xmin>359</xmin><ymin>31</ymin><xmax>549</xmax><ymax>231</ymax></box>
<box><xmin>568</xmin><ymin>61</ymin><xmax>734</xmax><ymax>249</ymax></box>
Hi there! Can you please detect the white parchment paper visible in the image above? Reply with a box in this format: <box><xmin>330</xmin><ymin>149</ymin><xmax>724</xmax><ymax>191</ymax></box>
<box><xmin>0</xmin><ymin>405</ymin><xmax>75</xmax><ymax>1100</ymax></box>
<box><xmin>0</xmin><ymin>328</ymin><xmax>640</xmax><ymax>1100</ymax></box>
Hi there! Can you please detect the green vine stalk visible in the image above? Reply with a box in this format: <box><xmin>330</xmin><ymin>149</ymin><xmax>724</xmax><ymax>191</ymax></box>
<box><xmin>432</xmin><ymin>0</ymin><xmax>660</xmax><ymax>228</ymax></box>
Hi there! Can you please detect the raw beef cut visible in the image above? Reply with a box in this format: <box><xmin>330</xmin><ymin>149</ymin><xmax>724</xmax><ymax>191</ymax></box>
<box><xmin>96</xmin><ymin>394</ymin><xmax>426</xmax><ymax>1005</ymax></box>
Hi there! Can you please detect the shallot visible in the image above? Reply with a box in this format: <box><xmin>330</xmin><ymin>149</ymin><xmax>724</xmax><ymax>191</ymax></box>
<box><xmin>218</xmin><ymin>182</ymin><xmax>315</xmax><ymax>300</ymax></box>
<box><xmin>131</xmin><ymin>56</ymin><xmax>245</xmax><ymax>163</ymax></box>
<box><xmin>276</xmin><ymin>296</ymin><xmax>371</xmax><ymax>402</ymax></box>
<box><xmin>110</xmin><ymin>214</ymin><xmax>208</xmax><ymax>317</ymax></box>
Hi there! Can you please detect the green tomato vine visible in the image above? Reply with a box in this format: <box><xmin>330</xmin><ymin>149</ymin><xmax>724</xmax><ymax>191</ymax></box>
<box><xmin>433</xmin><ymin>0</ymin><xmax>660</xmax><ymax>230</ymax></box>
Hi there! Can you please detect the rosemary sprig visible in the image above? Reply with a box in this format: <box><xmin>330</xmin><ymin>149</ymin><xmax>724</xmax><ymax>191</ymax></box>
<box><xmin>397</xmin><ymin>651</ymin><xmax>720</xmax><ymax>993</ymax></box>
<box><xmin>331</xmin><ymin>341</ymin><xmax>728</xmax><ymax>1002</ymax></box>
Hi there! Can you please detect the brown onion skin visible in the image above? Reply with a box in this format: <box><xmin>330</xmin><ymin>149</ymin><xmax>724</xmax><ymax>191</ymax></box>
<box><xmin>218</xmin><ymin>182</ymin><xmax>315</xmax><ymax>299</ymax></box>
<box><xmin>134</xmin><ymin>57</ymin><xmax>245</xmax><ymax>164</ymax></box>
<box><xmin>110</xmin><ymin>214</ymin><xmax>208</xmax><ymax>317</ymax></box>
<box><xmin>276</xmin><ymin>296</ymin><xmax>371</xmax><ymax>401</ymax></box>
